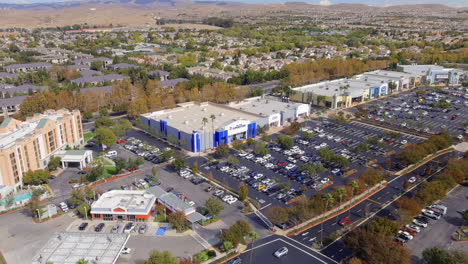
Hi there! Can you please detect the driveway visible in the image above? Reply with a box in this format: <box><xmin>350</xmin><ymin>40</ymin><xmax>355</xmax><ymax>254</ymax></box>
<box><xmin>405</xmin><ymin>185</ymin><xmax>468</xmax><ymax>263</ymax></box>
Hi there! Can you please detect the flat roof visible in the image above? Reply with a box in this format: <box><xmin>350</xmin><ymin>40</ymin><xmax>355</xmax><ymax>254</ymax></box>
<box><xmin>91</xmin><ymin>190</ymin><xmax>155</xmax><ymax>214</ymax></box>
<box><xmin>363</xmin><ymin>70</ymin><xmax>414</xmax><ymax>80</ymax></box>
<box><xmin>398</xmin><ymin>64</ymin><xmax>445</xmax><ymax>75</ymax></box>
<box><xmin>293</xmin><ymin>78</ymin><xmax>384</xmax><ymax>97</ymax></box>
<box><xmin>142</xmin><ymin>102</ymin><xmax>261</xmax><ymax>133</ymax></box>
<box><xmin>55</xmin><ymin>150</ymin><xmax>92</xmax><ymax>162</ymax></box>
<box><xmin>32</xmin><ymin>232</ymin><xmax>129</xmax><ymax>264</ymax></box>
<box><xmin>229</xmin><ymin>97</ymin><xmax>308</xmax><ymax>116</ymax></box>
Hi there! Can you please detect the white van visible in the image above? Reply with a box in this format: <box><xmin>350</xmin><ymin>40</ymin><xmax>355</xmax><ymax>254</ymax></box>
<box><xmin>105</xmin><ymin>150</ymin><xmax>117</xmax><ymax>157</ymax></box>
<box><xmin>59</xmin><ymin>202</ymin><xmax>69</xmax><ymax>213</ymax></box>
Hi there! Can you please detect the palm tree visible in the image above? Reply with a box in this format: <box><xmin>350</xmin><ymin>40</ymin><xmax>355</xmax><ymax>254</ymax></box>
<box><xmin>210</xmin><ymin>114</ymin><xmax>216</xmax><ymax>147</ymax></box>
<box><xmin>335</xmin><ymin>187</ymin><xmax>347</xmax><ymax>222</ymax></box>
<box><xmin>248</xmin><ymin>231</ymin><xmax>258</xmax><ymax>264</ymax></box>
<box><xmin>321</xmin><ymin>193</ymin><xmax>334</xmax><ymax>246</ymax></box>
<box><xmin>201</xmin><ymin>117</ymin><xmax>209</xmax><ymax>152</ymax></box>
<box><xmin>348</xmin><ymin>180</ymin><xmax>359</xmax><ymax>218</ymax></box>
<box><xmin>76</xmin><ymin>259</ymin><xmax>89</xmax><ymax>264</ymax></box>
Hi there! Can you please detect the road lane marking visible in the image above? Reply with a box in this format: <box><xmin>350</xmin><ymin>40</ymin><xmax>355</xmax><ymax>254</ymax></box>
<box><xmin>367</xmin><ymin>198</ymin><xmax>383</xmax><ymax>205</ymax></box>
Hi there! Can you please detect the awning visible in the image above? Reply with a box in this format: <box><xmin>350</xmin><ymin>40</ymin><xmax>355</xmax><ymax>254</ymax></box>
<box><xmin>186</xmin><ymin>212</ymin><xmax>207</xmax><ymax>224</ymax></box>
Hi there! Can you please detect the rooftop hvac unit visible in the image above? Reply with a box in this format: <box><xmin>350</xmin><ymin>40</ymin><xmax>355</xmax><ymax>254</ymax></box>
<box><xmin>220</xmin><ymin>113</ymin><xmax>225</xmax><ymax>116</ymax></box>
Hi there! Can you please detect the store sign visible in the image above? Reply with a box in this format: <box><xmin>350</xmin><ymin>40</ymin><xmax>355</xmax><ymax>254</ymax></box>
<box><xmin>435</xmin><ymin>74</ymin><xmax>449</xmax><ymax>79</ymax></box>
<box><xmin>226</xmin><ymin>120</ymin><xmax>250</xmax><ymax>136</ymax></box>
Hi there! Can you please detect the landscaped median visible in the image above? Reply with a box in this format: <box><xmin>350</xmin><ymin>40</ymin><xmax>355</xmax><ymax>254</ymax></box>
<box><xmin>396</xmin><ymin>147</ymin><xmax>455</xmax><ymax>176</ymax></box>
<box><xmin>319</xmin><ymin>181</ymin><xmax>333</xmax><ymax>190</ymax></box>
<box><xmin>285</xmin><ymin>182</ymin><xmax>388</xmax><ymax>237</ymax></box>
<box><xmin>365</xmin><ymin>160</ymin><xmax>378</xmax><ymax>166</ymax></box>
<box><xmin>452</xmin><ymin>226</ymin><xmax>468</xmax><ymax>242</ymax></box>
<box><xmin>343</xmin><ymin>169</ymin><xmax>357</xmax><ymax>177</ymax></box>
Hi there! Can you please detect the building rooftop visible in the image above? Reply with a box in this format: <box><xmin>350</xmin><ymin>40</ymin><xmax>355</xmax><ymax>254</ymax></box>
<box><xmin>142</xmin><ymin>102</ymin><xmax>261</xmax><ymax>133</ymax></box>
<box><xmin>0</xmin><ymin>110</ymin><xmax>70</xmax><ymax>150</ymax></box>
<box><xmin>91</xmin><ymin>190</ymin><xmax>155</xmax><ymax>214</ymax></box>
<box><xmin>32</xmin><ymin>232</ymin><xmax>129</xmax><ymax>264</ymax></box>
<box><xmin>294</xmin><ymin>77</ymin><xmax>384</xmax><ymax>97</ymax></box>
<box><xmin>362</xmin><ymin>70</ymin><xmax>414</xmax><ymax>80</ymax></box>
<box><xmin>398</xmin><ymin>64</ymin><xmax>445</xmax><ymax>75</ymax></box>
<box><xmin>229</xmin><ymin>96</ymin><xmax>307</xmax><ymax>116</ymax></box>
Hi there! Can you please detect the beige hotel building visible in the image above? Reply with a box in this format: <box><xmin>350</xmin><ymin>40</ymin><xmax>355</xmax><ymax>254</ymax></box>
<box><xmin>0</xmin><ymin>109</ymin><xmax>84</xmax><ymax>192</ymax></box>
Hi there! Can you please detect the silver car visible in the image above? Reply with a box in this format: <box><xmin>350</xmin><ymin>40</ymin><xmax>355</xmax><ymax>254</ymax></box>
<box><xmin>274</xmin><ymin>247</ymin><xmax>288</xmax><ymax>258</ymax></box>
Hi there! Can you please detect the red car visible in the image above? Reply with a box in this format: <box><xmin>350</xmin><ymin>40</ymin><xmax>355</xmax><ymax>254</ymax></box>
<box><xmin>451</xmin><ymin>115</ymin><xmax>457</xmax><ymax>120</ymax></box>
<box><xmin>128</xmin><ymin>168</ymin><xmax>137</xmax><ymax>172</ymax></box>
<box><xmin>277</xmin><ymin>161</ymin><xmax>286</xmax><ymax>166</ymax></box>
<box><xmin>339</xmin><ymin>217</ymin><xmax>350</xmax><ymax>226</ymax></box>
<box><xmin>116</xmin><ymin>139</ymin><xmax>126</xmax><ymax>144</ymax></box>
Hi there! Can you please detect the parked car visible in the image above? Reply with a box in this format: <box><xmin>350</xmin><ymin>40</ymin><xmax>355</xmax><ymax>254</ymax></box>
<box><xmin>139</xmin><ymin>224</ymin><xmax>147</xmax><ymax>234</ymax></box>
<box><xmin>95</xmin><ymin>223</ymin><xmax>105</xmax><ymax>232</ymax></box>
<box><xmin>111</xmin><ymin>224</ymin><xmax>120</xmax><ymax>233</ymax></box>
<box><xmin>408</xmin><ymin>176</ymin><xmax>417</xmax><ymax>184</ymax></box>
<box><xmin>226</xmin><ymin>256</ymin><xmax>242</xmax><ymax>264</ymax></box>
<box><xmin>123</xmin><ymin>223</ymin><xmax>135</xmax><ymax>233</ymax></box>
<box><xmin>422</xmin><ymin>209</ymin><xmax>441</xmax><ymax>220</ymax></box>
<box><xmin>78</xmin><ymin>222</ymin><xmax>88</xmax><ymax>231</ymax></box>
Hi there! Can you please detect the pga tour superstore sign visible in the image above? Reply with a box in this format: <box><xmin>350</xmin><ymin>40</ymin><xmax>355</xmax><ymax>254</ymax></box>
<box><xmin>226</xmin><ymin>120</ymin><xmax>250</xmax><ymax>136</ymax></box>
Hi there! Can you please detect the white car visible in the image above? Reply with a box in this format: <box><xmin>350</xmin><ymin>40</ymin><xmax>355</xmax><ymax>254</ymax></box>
<box><xmin>398</xmin><ymin>230</ymin><xmax>414</xmax><ymax>240</ymax></box>
<box><xmin>401</xmin><ymin>140</ymin><xmax>408</xmax><ymax>145</ymax></box>
<box><xmin>238</xmin><ymin>151</ymin><xmax>248</xmax><ymax>157</ymax></box>
<box><xmin>246</xmin><ymin>154</ymin><xmax>254</xmax><ymax>159</ymax></box>
<box><xmin>405</xmin><ymin>224</ymin><xmax>421</xmax><ymax>233</ymax></box>
<box><xmin>121</xmin><ymin>247</ymin><xmax>132</xmax><ymax>255</ymax></box>
<box><xmin>422</xmin><ymin>209</ymin><xmax>441</xmax><ymax>220</ymax></box>
<box><xmin>300</xmin><ymin>156</ymin><xmax>309</xmax><ymax>162</ymax></box>
<box><xmin>327</xmin><ymin>135</ymin><xmax>334</xmax><ymax>140</ymax></box>
<box><xmin>187</xmin><ymin>201</ymin><xmax>195</xmax><ymax>207</ymax></box>
<box><xmin>318</xmin><ymin>133</ymin><xmax>326</xmax><ymax>138</ymax></box>
<box><xmin>274</xmin><ymin>247</ymin><xmax>288</xmax><ymax>258</ymax></box>
<box><xmin>319</xmin><ymin>143</ymin><xmax>327</xmax><ymax>148</ymax></box>
<box><xmin>408</xmin><ymin>176</ymin><xmax>416</xmax><ymax>184</ymax></box>
<box><xmin>222</xmin><ymin>195</ymin><xmax>234</xmax><ymax>202</ymax></box>
<box><xmin>287</xmin><ymin>157</ymin><xmax>297</xmax><ymax>163</ymax></box>
<box><xmin>265</xmin><ymin>163</ymin><xmax>275</xmax><ymax>169</ymax></box>
<box><xmin>320</xmin><ymin>178</ymin><xmax>330</xmax><ymax>184</ymax></box>
<box><xmin>285</xmin><ymin>164</ymin><xmax>296</xmax><ymax>170</ymax></box>
<box><xmin>226</xmin><ymin>197</ymin><xmax>238</xmax><ymax>204</ymax></box>
<box><xmin>457</xmin><ymin>135</ymin><xmax>463</xmax><ymax>140</ymax></box>
<box><xmin>412</xmin><ymin>219</ymin><xmax>427</xmax><ymax>228</ymax></box>
<box><xmin>284</xmin><ymin>150</ymin><xmax>292</xmax><ymax>156</ymax></box>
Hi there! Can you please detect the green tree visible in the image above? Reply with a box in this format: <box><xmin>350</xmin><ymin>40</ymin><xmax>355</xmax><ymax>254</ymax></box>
<box><xmin>114</xmin><ymin>157</ymin><xmax>127</xmax><ymax>172</ymax></box>
<box><xmin>94</xmin><ymin>127</ymin><xmax>117</xmax><ymax>148</ymax></box>
<box><xmin>159</xmin><ymin>149</ymin><xmax>174</xmax><ymax>162</ymax></box>
<box><xmin>99</xmin><ymin>107</ymin><xmax>109</xmax><ymax>117</ymax></box>
<box><xmin>344</xmin><ymin>229</ymin><xmax>411</xmax><ymax>264</ymax></box>
<box><xmin>76</xmin><ymin>204</ymin><xmax>90</xmax><ymax>219</ymax></box>
<box><xmin>68</xmin><ymin>188</ymin><xmax>86</xmax><ymax>205</ymax></box>
<box><xmin>220</xmin><ymin>241</ymin><xmax>234</xmax><ymax>252</ymax></box>
<box><xmin>171</xmin><ymin>155</ymin><xmax>187</xmax><ymax>171</ymax></box>
<box><xmin>422</xmin><ymin>248</ymin><xmax>458</xmax><ymax>264</ymax></box>
<box><xmin>118</xmin><ymin>119</ymin><xmax>133</xmax><ymax>135</ymax></box>
<box><xmin>27</xmin><ymin>190</ymin><xmax>42</xmax><ymax>216</ymax></box>
<box><xmin>205</xmin><ymin>197</ymin><xmax>224</xmax><ymax>217</ymax></box>
<box><xmin>90</xmin><ymin>60</ymin><xmax>103</xmax><ymax>71</ymax></box>
<box><xmin>47</xmin><ymin>156</ymin><xmax>62</xmax><ymax>171</ymax></box>
<box><xmin>23</xmin><ymin>169</ymin><xmax>50</xmax><ymax>185</ymax></box>
<box><xmin>276</xmin><ymin>135</ymin><xmax>293</xmax><ymax>149</ymax></box>
<box><xmin>215</xmin><ymin>143</ymin><xmax>230</xmax><ymax>157</ymax></box>
<box><xmin>321</xmin><ymin>193</ymin><xmax>334</xmax><ymax>246</ymax></box>
<box><xmin>94</xmin><ymin>116</ymin><xmax>115</xmax><ymax>128</ymax></box>
<box><xmin>191</xmin><ymin>161</ymin><xmax>199</xmax><ymax>175</ymax></box>
<box><xmin>238</xmin><ymin>183</ymin><xmax>249</xmax><ymax>202</ymax></box>
<box><xmin>254</xmin><ymin>141</ymin><xmax>269</xmax><ymax>155</ymax></box>
<box><xmin>144</xmin><ymin>250</ymin><xmax>178</xmax><ymax>264</ymax></box>
<box><xmin>265</xmin><ymin>206</ymin><xmax>289</xmax><ymax>226</ymax></box>
<box><xmin>231</xmin><ymin>139</ymin><xmax>244</xmax><ymax>151</ymax></box>
<box><xmin>167</xmin><ymin>211</ymin><xmax>188</xmax><ymax>232</ymax></box>
<box><xmin>367</xmin><ymin>217</ymin><xmax>400</xmax><ymax>236</ymax></box>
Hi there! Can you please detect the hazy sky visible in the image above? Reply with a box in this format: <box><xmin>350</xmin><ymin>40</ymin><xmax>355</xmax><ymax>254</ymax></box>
<box><xmin>0</xmin><ymin>0</ymin><xmax>466</xmax><ymax>7</ymax></box>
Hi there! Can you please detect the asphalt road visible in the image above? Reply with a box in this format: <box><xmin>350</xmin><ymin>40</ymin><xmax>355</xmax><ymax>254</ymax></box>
<box><xmin>309</xmin><ymin>151</ymin><xmax>461</xmax><ymax>262</ymax></box>
<box><xmin>238</xmin><ymin>234</ymin><xmax>337</xmax><ymax>264</ymax></box>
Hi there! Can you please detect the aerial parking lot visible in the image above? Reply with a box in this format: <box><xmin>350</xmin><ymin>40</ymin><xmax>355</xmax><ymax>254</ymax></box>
<box><xmin>353</xmin><ymin>86</ymin><xmax>468</xmax><ymax>139</ymax></box>
<box><xmin>194</xmin><ymin>114</ymin><xmax>425</xmax><ymax>213</ymax></box>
